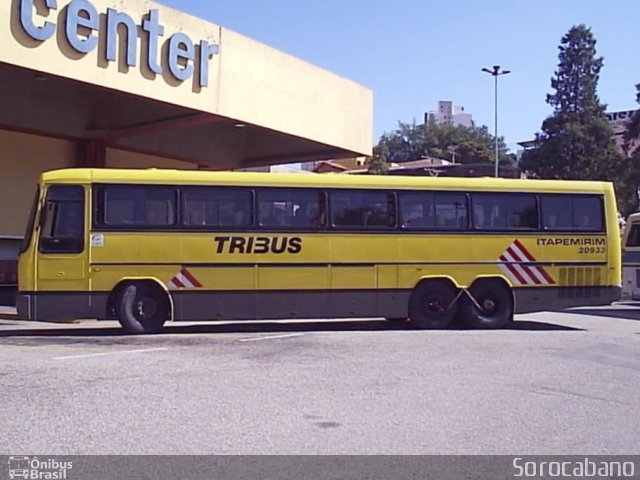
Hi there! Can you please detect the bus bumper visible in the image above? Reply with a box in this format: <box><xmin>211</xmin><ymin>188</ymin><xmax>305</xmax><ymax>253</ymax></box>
<box><xmin>514</xmin><ymin>285</ymin><xmax>622</xmax><ymax>314</ymax></box>
<box><xmin>15</xmin><ymin>292</ymin><xmax>108</xmax><ymax>321</ymax></box>
<box><xmin>16</xmin><ymin>294</ymin><xmax>31</xmax><ymax>320</ymax></box>
<box><xmin>611</xmin><ymin>285</ymin><xmax>623</xmax><ymax>303</ymax></box>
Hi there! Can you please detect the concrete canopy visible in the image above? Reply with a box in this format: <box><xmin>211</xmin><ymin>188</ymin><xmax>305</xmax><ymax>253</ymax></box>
<box><xmin>0</xmin><ymin>0</ymin><xmax>373</xmax><ymax>169</ymax></box>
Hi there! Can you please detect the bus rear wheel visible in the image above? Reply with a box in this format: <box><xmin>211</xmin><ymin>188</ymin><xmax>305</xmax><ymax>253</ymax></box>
<box><xmin>461</xmin><ymin>280</ymin><xmax>513</xmax><ymax>329</ymax></box>
<box><xmin>408</xmin><ymin>280</ymin><xmax>457</xmax><ymax>329</ymax></box>
<box><xmin>117</xmin><ymin>283</ymin><xmax>168</xmax><ymax>334</ymax></box>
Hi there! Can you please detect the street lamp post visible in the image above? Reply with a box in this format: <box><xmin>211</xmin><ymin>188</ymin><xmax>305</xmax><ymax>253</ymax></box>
<box><xmin>482</xmin><ymin>65</ymin><xmax>510</xmax><ymax>177</ymax></box>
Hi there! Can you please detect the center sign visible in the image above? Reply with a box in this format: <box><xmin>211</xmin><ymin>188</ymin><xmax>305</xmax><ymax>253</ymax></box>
<box><xmin>19</xmin><ymin>0</ymin><xmax>220</xmax><ymax>87</ymax></box>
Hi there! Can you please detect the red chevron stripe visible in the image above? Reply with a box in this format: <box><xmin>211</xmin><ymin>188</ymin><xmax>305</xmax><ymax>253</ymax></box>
<box><xmin>500</xmin><ymin>254</ymin><xmax>527</xmax><ymax>284</ymax></box>
<box><xmin>507</xmin><ymin>247</ymin><xmax>542</xmax><ymax>285</ymax></box>
<box><xmin>537</xmin><ymin>266</ymin><xmax>555</xmax><ymax>284</ymax></box>
<box><xmin>512</xmin><ymin>239</ymin><xmax>555</xmax><ymax>284</ymax></box>
<box><xmin>180</xmin><ymin>268</ymin><xmax>202</xmax><ymax>288</ymax></box>
<box><xmin>513</xmin><ymin>239</ymin><xmax>535</xmax><ymax>262</ymax></box>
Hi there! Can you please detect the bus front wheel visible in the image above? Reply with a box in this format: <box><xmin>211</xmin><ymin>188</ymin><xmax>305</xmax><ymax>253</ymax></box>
<box><xmin>117</xmin><ymin>283</ymin><xmax>168</xmax><ymax>334</ymax></box>
<box><xmin>461</xmin><ymin>280</ymin><xmax>513</xmax><ymax>329</ymax></box>
<box><xmin>408</xmin><ymin>280</ymin><xmax>457</xmax><ymax>329</ymax></box>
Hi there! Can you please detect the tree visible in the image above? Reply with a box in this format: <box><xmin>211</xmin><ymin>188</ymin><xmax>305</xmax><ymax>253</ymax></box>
<box><xmin>627</xmin><ymin>83</ymin><xmax>640</xmax><ymax>144</ymax></box>
<box><xmin>367</xmin><ymin>144</ymin><xmax>390</xmax><ymax>175</ymax></box>
<box><xmin>373</xmin><ymin>120</ymin><xmax>514</xmax><ymax>166</ymax></box>
<box><xmin>521</xmin><ymin>25</ymin><xmax>632</xmax><ymax>212</ymax></box>
<box><xmin>621</xmin><ymin>83</ymin><xmax>640</xmax><ymax>214</ymax></box>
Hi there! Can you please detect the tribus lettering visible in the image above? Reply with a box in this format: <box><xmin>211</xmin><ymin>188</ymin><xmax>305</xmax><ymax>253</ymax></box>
<box><xmin>214</xmin><ymin>236</ymin><xmax>303</xmax><ymax>254</ymax></box>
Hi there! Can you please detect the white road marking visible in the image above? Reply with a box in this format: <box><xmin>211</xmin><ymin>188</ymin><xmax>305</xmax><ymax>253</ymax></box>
<box><xmin>52</xmin><ymin>347</ymin><xmax>168</xmax><ymax>360</ymax></box>
<box><xmin>238</xmin><ymin>333</ymin><xmax>306</xmax><ymax>343</ymax></box>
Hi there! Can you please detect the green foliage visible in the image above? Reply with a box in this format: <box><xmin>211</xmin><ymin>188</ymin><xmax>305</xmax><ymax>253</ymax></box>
<box><xmin>625</xmin><ymin>84</ymin><xmax>640</xmax><ymax>144</ymax></box>
<box><xmin>367</xmin><ymin>144</ymin><xmax>390</xmax><ymax>175</ymax></box>
<box><xmin>620</xmin><ymin>83</ymin><xmax>640</xmax><ymax>215</ymax></box>
<box><xmin>521</xmin><ymin>25</ymin><xmax>633</xmax><ymax>214</ymax></box>
<box><xmin>373</xmin><ymin>120</ymin><xmax>514</xmax><ymax>166</ymax></box>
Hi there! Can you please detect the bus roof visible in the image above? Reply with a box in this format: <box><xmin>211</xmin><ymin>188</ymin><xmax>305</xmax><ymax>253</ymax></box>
<box><xmin>39</xmin><ymin>168</ymin><xmax>613</xmax><ymax>194</ymax></box>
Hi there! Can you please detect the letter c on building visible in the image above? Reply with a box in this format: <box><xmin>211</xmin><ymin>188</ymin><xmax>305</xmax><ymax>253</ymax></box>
<box><xmin>20</xmin><ymin>0</ymin><xmax>58</xmax><ymax>41</ymax></box>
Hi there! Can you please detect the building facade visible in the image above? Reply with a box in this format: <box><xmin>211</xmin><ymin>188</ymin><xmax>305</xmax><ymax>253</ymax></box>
<box><xmin>425</xmin><ymin>101</ymin><xmax>473</xmax><ymax>128</ymax></box>
<box><xmin>607</xmin><ymin>109</ymin><xmax>639</xmax><ymax>154</ymax></box>
<box><xmin>0</xmin><ymin>0</ymin><xmax>373</xmax><ymax>237</ymax></box>
<box><xmin>517</xmin><ymin>109</ymin><xmax>640</xmax><ymax>161</ymax></box>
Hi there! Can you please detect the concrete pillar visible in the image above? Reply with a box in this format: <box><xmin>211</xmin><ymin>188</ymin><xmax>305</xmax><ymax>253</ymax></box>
<box><xmin>76</xmin><ymin>140</ymin><xmax>106</xmax><ymax>167</ymax></box>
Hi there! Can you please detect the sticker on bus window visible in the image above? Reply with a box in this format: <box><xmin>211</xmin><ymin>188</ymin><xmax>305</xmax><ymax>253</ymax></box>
<box><xmin>90</xmin><ymin>234</ymin><xmax>104</xmax><ymax>247</ymax></box>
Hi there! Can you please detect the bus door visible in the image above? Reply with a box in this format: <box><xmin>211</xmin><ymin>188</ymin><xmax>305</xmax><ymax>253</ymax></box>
<box><xmin>622</xmin><ymin>215</ymin><xmax>640</xmax><ymax>300</ymax></box>
<box><xmin>35</xmin><ymin>185</ymin><xmax>89</xmax><ymax>318</ymax></box>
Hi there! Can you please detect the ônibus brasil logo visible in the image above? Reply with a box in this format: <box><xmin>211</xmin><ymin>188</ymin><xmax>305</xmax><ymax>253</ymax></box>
<box><xmin>8</xmin><ymin>456</ymin><xmax>72</xmax><ymax>479</ymax></box>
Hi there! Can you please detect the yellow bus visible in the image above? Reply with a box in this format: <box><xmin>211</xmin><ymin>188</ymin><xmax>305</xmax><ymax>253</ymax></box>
<box><xmin>17</xmin><ymin>168</ymin><xmax>621</xmax><ymax>333</ymax></box>
<box><xmin>622</xmin><ymin>212</ymin><xmax>640</xmax><ymax>300</ymax></box>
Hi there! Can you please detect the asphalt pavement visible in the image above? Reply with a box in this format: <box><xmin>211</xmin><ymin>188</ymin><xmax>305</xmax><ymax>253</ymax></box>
<box><xmin>0</xmin><ymin>304</ymin><xmax>638</xmax><ymax>455</ymax></box>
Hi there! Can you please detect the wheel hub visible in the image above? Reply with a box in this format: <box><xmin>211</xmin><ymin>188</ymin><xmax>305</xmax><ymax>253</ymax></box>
<box><xmin>135</xmin><ymin>296</ymin><xmax>158</xmax><ymax>320</ymax></box>
<box><xmin>481</xmin><ymin>298</ymin><xmax>496</xmax><ymax>313</ymax></box>
<box><xmin>426</xmin><ymin>296</ymin><xmax>445</xmax><ymax>313</ymax></box>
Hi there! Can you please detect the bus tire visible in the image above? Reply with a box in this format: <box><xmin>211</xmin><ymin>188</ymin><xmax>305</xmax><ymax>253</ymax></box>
<box><xmin>117</xmin><ymin>283</ymin><xmax>168</xmax><ymax>334</ymax></box>
<box><xmin>461</xmin><ymin>279</ymin><xmax>513</xmax><ymax>329</ymax></box>
<box><xmin>408</xmin><ymin>280</ymin><xmax>457</xmax><ymax>329</ymax></box>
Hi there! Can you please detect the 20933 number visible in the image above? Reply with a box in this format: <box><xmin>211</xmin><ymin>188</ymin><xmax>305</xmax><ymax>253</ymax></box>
<box><xmin>578</xmin><ymin>246</ymin><xmax>605</xmax><ymax>254</ymax></box>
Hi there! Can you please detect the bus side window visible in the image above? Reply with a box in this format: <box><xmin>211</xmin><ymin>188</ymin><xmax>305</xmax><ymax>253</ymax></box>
<box><xmin>573</xmin><ymin>197</ymin><xmax>603</xmax><ymax>231</ymax></box>
<box><xmin>472</xmin><ymin>204</ymin><xmax>485</xmax><ymax>229</ymax></box>
<box><xmin>436</xmin><ymin>193</ymin><xmax>468</xmax><ymax>230</ymax></box>
<box><xmin>471</xmin><ymin>193</ymin><xmax>537</xmax><ymax>230</ymax></box>
<box><xmin>99</xmin><ymin>186</ymin><xmax>177</xmax><ymax>228</ymax></box>
<box><xmin>102</xmin><ymin>191</ymin><xmax>134</xmax><ymax>225</ymax></box>
<box><xmin>401</xmin><ymin>203</ymin><xmax>424</xmax><ymax>228</ymax></box>
<box><xmin>577</xmin><ymin>214</ymin><xmax>591</xmax><ymax>229</ymax></box>
<box><xmin>541</xmin><ymin>196</ymin><xmax>573</xmax><ymax>230</ymax></box>
<box><xmin>257</xmin><ymin>196</ymin><xmax>285</xmax><ymax>227</ymax></box>
<box><xmin>509</xmin><ymin>195</ymin><xmax>538</xmax><ymax>229</ymax></box>
<box><xmin>292</xmin><ymin>205</ymin><xmax>308</xmax><ymax>226</ymax></box>
<box><xmin>330</xmin><ymin>191</ymin><xmax>389</xmax><ymax>228</ymax></box>
<box><xmin>184</xmin><ymin>203</ymin><xmax>206</xmax><ymax>226</ymax></box>
<box><xmin>293</xmin><ymin>194</ymin><xmax>326</xmax><ymax>227</ymax></box>
<box><xmin>362</xmin><ymin>193</ymin><xmax>395</xmax><ymax>227</ymax></box>
<box><xmin>541</xmin><ymin>194</ymin><xmax>603</xmax><ymax>231</ymax></box>
<box><xmin>330</xmin><ymin>192</ymin><xmax>355</xmax><ymax>227</ymax></box>
<box><xmin>489</xmin><ymin>205</ymin><xmax>503</xmax><ymax>228</ymax></box>
<box><xmin>145</xmin><ymin>200</ymin><xmax>174</xmax><ymax>226</ymax></box>
<box><xmin>399</xmin><ymin>192</ymin><xmax>435</xmax><ymax>229</ymax></box>
<box><xmin>220</xmin><ymin>200</ymin><xmax>246</xmax><ymax>226</ymax></box>
<box><xmin>181</xmin><ymin>187</ymin><xmax>251</xmax><ymax>228</ymax></box>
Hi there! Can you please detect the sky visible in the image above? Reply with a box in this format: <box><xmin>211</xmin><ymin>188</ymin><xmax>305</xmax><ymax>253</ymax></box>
<box><xmin>159</xmin><ymin>0</ymin><xmax>640</xmax><ymax>153</ymax></box>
